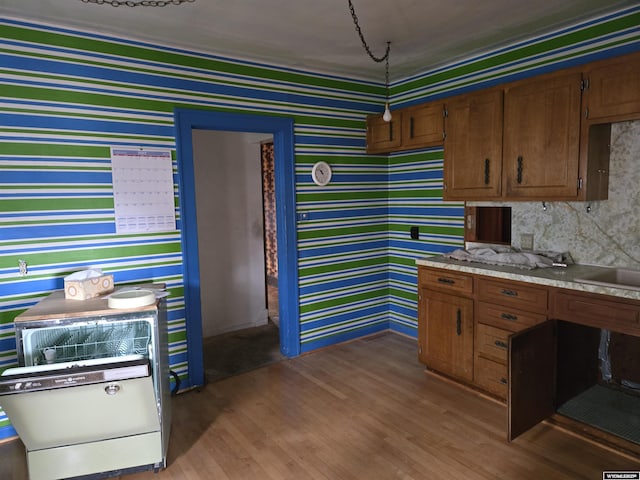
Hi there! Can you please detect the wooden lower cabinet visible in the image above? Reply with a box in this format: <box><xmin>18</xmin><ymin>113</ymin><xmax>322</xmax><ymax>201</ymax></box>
<box><xmin>420</xmin><ymin>289</ymin><xmax>474</xmax><ymax>383</ymax></box>
<box><xmin>418</xmin><ymin>267</ymin><xmax>474</xmax><ymax>383</ymax></box>
<box><xmin>418</xmin><ymin>265</ymin><xmax>640</xmax><ymax>455</ymax></box>
<box><xmin>474</xmin><ymin>279</ymin><xmax>548</xmax><ymax>401</ymax></box>
<box><xmin>474</xmin><ymin>356</ymin><xmax>508</xmax><ymax>398</ymax></box>
<box><xmin>508</xmin><ymin>321</ymin><xmax>557</xmax><ymax>441</ymax></box>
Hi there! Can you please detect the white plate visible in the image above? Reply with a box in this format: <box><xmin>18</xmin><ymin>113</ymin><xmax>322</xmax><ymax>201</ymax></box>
<box><xmin>107</xmin><ymin>289</ymin><xmax>156</xmax><ymax>309</ymax></box>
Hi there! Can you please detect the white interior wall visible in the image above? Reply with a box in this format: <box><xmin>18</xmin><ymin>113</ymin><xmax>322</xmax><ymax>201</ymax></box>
<box><xmin>192</xmin><ymin>129</ymin><xmax>273</xmax><ymax>338</ymax></box>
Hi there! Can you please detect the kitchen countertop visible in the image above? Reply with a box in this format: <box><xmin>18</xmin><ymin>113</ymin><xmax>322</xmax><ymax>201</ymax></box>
<box><xmin>416</xmin><ymin>255</ymin><xmax>640</xmax><ymax>301</ymax></box>
<box><xmin>14</xmin><ymin>285</ymin><xmax>166</xmax><ymax>323</ymax></box>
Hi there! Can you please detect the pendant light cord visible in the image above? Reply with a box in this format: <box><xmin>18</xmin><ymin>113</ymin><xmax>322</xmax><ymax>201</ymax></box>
<box><xmin>348</xmin><ymin>0</ymin><xmax>390</xmax><ymax>64</ymax></box>
<box><xmin>348</xmin><ymin>0</ymin><xmax>391</xmax><ymax>109</ymax></box>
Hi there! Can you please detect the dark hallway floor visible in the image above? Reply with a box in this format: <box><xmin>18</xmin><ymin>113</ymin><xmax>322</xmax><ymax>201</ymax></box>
<box><xmin>202</xmin><ymin>320</ymin><xmax>284</xmax><ymax>383</ymax></box>
<box><xmin>202</xmin><ymin>280</ymin><xmax>283</xmax><ymax>383</ymax></box>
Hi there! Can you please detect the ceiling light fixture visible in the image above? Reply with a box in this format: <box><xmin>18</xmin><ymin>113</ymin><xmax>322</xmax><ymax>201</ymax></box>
<box><xmin>79</xmin><ymin>0</ymin><xmax>195</xmax><ymax>7</ymax></box>
<box><xmin>348</xmin><ymin>0</ymin><xmax>392</xmax><ymax>122</ymax></box>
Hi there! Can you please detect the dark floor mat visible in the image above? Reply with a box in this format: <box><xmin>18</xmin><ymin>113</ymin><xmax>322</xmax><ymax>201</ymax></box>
<box><xmin>557</xmin><ymin>384</ymin><xmax>640</xmax><ymax>444</ymax></box>
<box><xmin>202</xmin><ymin>322</ymin><xmax>285</xmax><ymax>383</ymax></box>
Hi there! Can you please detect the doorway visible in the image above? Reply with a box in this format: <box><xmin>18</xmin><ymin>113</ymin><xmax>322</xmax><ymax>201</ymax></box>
<box><xmin>261</xmin><ymin>141</ymin><xmax>279</xmax><ymax>327</ymax></box>
<box><xmin>174</xmin><ymin>109</ymin><xmax>299</xmax><ymax>389</ymax></box>
<box><xmin>192</xmin><ymin>130</ymin><xmax>272</xmax><ymax>338</ymax></box>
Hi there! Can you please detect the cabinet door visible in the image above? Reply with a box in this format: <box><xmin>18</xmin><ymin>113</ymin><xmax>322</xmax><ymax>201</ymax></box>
<box><xmin>402</xmin><ymin>102</ymin><xmax>444</xmax><ymax>149</ymax></box>
<box><xmin>583</xmin><ymin>51</ymin><xmax>640</xmax><ymax>122</ymax></box>
<box><xmin>443</xmin><ymin>89</ymin><xmax>503</xmax><ymax>199</ymax></box>
<box><xmin>418</xmin><ymin>287</ymin><xmax>428</xmax><ymax>364</ymax></box>
<box><xmin>424</xmin><ymin>290</ymin><xmax>474</xmax><ymax>382</ymax></box>
<box><xmin>503</xmin><ymin>72</ymin><xmax>582</xmax><ymax>199</ymax></box>
<box><xmin>366</xmin><ymin>113</ymin><xmax>402</xmax><ymax>153</ymax></box>
<box><xmin>508</xmin><ymin>320</ymin><xmax>556</xmax><ymax>441</ymax></box>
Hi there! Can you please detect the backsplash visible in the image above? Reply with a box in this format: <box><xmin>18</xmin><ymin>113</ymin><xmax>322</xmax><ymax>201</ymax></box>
<box><xmin>475</xmin><ymin>120</ymin><xmax>640</xmax><ymax>269</ymax></box>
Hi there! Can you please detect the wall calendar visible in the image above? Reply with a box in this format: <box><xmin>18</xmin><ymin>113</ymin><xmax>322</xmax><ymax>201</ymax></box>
<box><xmin>110</xmin><ymin>147</ymin><xmax>176</xmax><ymax>234</ymax></box>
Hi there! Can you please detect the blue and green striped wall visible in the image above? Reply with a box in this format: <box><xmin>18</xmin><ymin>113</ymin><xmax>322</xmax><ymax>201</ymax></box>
<box><xmin>1</xmin><ymin>4</ymin><xmax>639</xmax><ymax>439</ymax></box>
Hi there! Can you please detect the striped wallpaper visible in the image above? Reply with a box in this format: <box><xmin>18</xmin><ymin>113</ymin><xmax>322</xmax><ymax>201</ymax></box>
<box><xmin>1</xmin><ymin>5</ymin><xmax>639</xmax><ymax>439</ymax></box>
<box><xmin>0</xmin><ymin>17</ymin><xmax>385</xmax><ymax>438</ymax></box>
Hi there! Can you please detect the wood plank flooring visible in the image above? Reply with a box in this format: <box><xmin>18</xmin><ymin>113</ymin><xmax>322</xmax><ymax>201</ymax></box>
<box><xmin>2</xmin><ymin>332</ymin><xmax>639</xmax><ymax>479</ymax></box>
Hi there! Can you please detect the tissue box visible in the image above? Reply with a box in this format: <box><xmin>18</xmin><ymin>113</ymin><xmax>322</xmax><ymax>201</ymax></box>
<box><xmin>64</xmin><ymin>272</ymin><xmax>114</xmax><ymax>300</ymax></box>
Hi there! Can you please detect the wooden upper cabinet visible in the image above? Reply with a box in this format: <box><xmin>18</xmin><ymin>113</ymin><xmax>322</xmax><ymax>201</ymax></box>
<box><xmin>401</xmin><ymin>102</ymin><xmax>445</xmax><ymax>149</ymax></box>
<box><xmin>582</xmin><ymin>51</ymin><xmax>640</xmax><ymax>123</ymax></box>
<box><xmin>366</xmin><ymin>102</ymin><xmax>444</xmax><ymax>154</ymax></box>
<box><xmin>578</xmin><ymin>52</ymin><xmax>640</xmax><ymax>201</ymax></box>
<box><xmin>365</xmin><ymin>53</ymin><xmax>639</xmax><ymax>199</ymax></box>
<box><xmin>366</xmin><ymin>112</ymin><xmax>402</xmax><ymax>153</ymax></box>
<box><xmin>443</xmin><ymin>89</ymin><xmax>503</xmax><ymax>200</ymax></box>
<box><xmin>503</xmin><ymin>71</ymin><xmax>583</xmax><ymax>200</ymax></box>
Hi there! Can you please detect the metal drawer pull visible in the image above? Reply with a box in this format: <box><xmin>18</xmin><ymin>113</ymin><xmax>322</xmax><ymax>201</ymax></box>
<box><xmin>500</xmin><ymin>378</ymin><xmax>508</xmax><ymax>385</ymax></box>
<box><xmin>104</xmin><ymin>383</ymin><xmax>121</xmax><ymax>396</ymax></box>
<box><xmin>438</xmin><ymin>277</ymin><xmax>455</xmax><ymax>285</ymax></box>
<box><xmin>456</xmin><ymin>309</ymin><xmax>462</xmax><ymax>336</ymax></box>
<box><xmin>500</xmin><ymin>289</ymin><xmax>518</xmax><ymax>297</ymax></box>
<box><xmin>501</xmin><ymin>313</ymin><xmax>518</xmax><ymax>321</ymax></box>
<box><xmin>494</xmin><ymin>340</ymin><xmax>508</xmax><ymax>349</ymax></box>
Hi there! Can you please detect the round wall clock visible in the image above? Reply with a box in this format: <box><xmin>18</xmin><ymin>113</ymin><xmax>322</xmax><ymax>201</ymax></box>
<box><xmin>311</xmin><ymin>161</ymin><xmax>332</xmax><ymax>186</ymax></box>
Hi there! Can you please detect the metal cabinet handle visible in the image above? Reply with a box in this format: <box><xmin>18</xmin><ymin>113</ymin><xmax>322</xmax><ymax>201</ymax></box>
<box><xmin>500</xmin><ymin>289</ymin><xmax>518</xmax><ymax>297</ymax></box>
<box><xmin>389</xmin><ymin>122</ymin><xmax>394</xmax><ymax>141</ymax></box>
<box><xmin>456</xmin><ymin>309</ymin><xmax>462</xmax><ymax>336</ymax></box>
<box><xmin>104</xmin><ymin>383</ymin><xmax>121</xmax><ymax>396</ymax></box>
<box><xmin>437</xmin><ymin>277</ymin><xmax>455</xmax><ymax>285</ymax></box>
<box><xmin>517</xmin><ymin>156</ymin><xmax>523</xmax><ymax>184</ymax></box>
<box><xmin>501</xmin><ymin>313</ymin><xmax>518</xmax><ymax>321</ymax></box>
<box><xmin>410</xmin><ymin>117</ymin><xmax>415</xmax><ymax>138</ymax></box>
<box><xmin>494</xmin><ymin>340</ymin><xmax>508</xmax><ymax>349</ymax></box>
<box><xmin>484</xmin><ymin>158</ymin><xmax>490</xmax><ymax>185</ymax></box>
<box><xmin>500</xmin><ymin>378</ymin><xmax>508</xmax><ymax>385</ymax></box>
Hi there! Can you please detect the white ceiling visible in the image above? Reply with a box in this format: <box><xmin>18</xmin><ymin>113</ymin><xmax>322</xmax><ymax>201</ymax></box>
<box><xmin>1</xmin><ymin>0</ymin><xmax>637</xmax><ymax>81</ymax></box>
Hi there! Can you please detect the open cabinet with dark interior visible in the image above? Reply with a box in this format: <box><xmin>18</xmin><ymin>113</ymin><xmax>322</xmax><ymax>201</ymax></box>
<box><xmin>465</xmin><ymin>206</ymin><xmax>511</xmax><ymax>245</ymax></box>
<box><xmin>509</xmin><ymin>317</ymin><xmax>640</xmax><ymax>455</ymax></box>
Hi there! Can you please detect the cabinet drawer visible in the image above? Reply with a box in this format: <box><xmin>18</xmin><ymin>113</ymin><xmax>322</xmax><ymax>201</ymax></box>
<box><xmin>476</xmin><ymin>323</ymin><xmax>509</xmax><ymax>363</ymax></box>
<box><xmin>474</xmin><ymin>356</ymin><xmax>508</xmax><ymax>399</ymax></box>
<box><xmin>551</xmin><ymin>290</ymin><xmax>640</xmax><ymax>336</ymax></box>
<box><xmin>476</xmin><ymin>301</ymin><xmax>546</xmax><ymax>332</ymax></box>
<box><xmin>419</xmin><ymin>268</ymin><xmax>473</xmax><ymax>296</ymax></box>
<box><xmin>477</xmin><ymin>278</ymin><xmax>547</xmax><ymax>313</ymax></box>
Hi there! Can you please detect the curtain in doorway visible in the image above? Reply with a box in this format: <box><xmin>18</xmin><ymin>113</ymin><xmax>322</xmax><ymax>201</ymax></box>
<box><xmin>261</xmin><ymin>142</ymin><xmax>277</xmax><ymax>283</ymax></box>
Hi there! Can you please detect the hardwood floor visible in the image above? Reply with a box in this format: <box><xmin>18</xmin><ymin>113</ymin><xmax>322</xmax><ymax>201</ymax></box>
<box><xmin>2</xmin><ymin>332</ymin><xmax>639</xmax><ymax>479</ymax></box>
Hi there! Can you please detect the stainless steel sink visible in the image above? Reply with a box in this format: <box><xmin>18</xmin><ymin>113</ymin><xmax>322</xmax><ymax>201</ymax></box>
<box><xmin>574</xmin><ymin>268</ymin><xmax>640</xmax><ymax>291</ymax></box>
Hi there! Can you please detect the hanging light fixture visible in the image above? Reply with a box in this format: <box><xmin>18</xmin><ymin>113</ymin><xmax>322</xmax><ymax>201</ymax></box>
<box><xmin>79</xmin><ymin>0</ymin><xmax>195</xmax><ymax>7</ymax></box>
<box><xmin>348</xmin><ymin>0</ymin><xmax>392</xmax><ymax>122</ymax></box>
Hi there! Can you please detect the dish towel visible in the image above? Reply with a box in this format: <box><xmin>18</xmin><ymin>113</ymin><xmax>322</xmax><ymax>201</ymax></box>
<box><xmin>444</xmin><ymin>247</ymin><xmax>573</xmax><ymax>270</ymax></box>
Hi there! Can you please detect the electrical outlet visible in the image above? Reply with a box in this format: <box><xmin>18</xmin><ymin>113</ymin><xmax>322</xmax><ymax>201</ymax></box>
<box><xmin>18</xmin><ymin>259</ymin><xmax>28</xmax><ymax>276</ymax></box>
<box><xmin>520</xmin><ymin>233</ymin><xmax>534</xmax><ymax>250</ymax></box>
